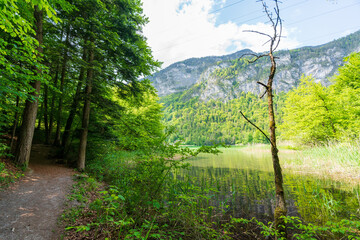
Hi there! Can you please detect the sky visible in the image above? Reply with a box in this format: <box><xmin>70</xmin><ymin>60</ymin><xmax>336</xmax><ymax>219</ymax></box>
<box><xmin>142</xmin><ymin>0</ymin><xmax>360</xmax><ymax>69</ymax></box>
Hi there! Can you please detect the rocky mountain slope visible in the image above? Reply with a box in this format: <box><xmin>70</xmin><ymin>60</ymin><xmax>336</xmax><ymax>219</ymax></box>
<box><xmin>148</xmin><ymin>30</ymin><xmax>360</xmax><ymax>101</ymax></box>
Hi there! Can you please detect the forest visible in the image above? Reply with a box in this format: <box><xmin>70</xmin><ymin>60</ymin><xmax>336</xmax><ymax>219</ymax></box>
<box><xmin>162</xmin><ymin>52</ymin><xmax>360</xmax><ymax>147</ymax></box>
<box><xmin>1</xmin><ymin>0</ymin><xmax>360</xmax><ymax>239</ymax></box>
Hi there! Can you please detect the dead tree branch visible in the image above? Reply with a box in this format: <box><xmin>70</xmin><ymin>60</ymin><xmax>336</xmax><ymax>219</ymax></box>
<box><xmin>239</xmin><ymin>110</ymin><xmax>275</xmax><ymax>149</ymax></box>
<box><xmin>239</xmin><ymin>53</ymin><xmax>269</xmax><ymax>63</ymax></box>
<box><xmin>257</xmin><ymin>81</ymin><xmax>268</xmax><ymax>89</ymax></box>
<box><xmin>260</xmin><ymin>90</ymin><xmax>267</xmax><ymax>99</ymax></box>
<box><xmin>243</xmin><ymin>30</ymin><xmax>272</xmax><ymax>39</ymax></box>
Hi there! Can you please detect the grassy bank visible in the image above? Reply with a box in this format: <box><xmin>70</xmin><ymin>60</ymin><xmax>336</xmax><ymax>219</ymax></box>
<box><xmin>236</xmin><ymin>142</ymin><xmax>360</xmax><ymax>185</ymax></box>
<box><xmin>283</xmin><ymin>141</ymin><xmax>360</xmax><ymax>185</ymax></box>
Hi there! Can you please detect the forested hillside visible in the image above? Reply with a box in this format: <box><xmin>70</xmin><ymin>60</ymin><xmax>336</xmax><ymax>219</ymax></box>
<box><xmin>161</xmin><ymin>92</ymin><xmax>285</xmax><ymax>145</ymax></box>
<box><xmin>161</xmin><ymin>51</ymin><xmax>360</xmax><ymax>146</ymax></box>
<box><xmin>159</xmin><ymin>31</ymin><xmax>360</xmax><ymax>146</ymax></box>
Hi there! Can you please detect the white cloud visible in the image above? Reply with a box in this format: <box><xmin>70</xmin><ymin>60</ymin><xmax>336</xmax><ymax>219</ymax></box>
<box><xmin>142</xmin><ymin>0</ymin><xmax>300</xmax><ymax>68</ymax></box>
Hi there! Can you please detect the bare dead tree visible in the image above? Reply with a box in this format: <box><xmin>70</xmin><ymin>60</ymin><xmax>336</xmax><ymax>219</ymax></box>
<box><xmin>240</xmin><ymin>0</ymin><xmax>287</xmax><ymax>238</ymax></box>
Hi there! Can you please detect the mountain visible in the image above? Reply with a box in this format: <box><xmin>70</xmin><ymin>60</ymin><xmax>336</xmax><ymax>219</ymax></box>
<box><xmin>149</xmin><ymin>30</ymin><xmax>360</xmax><ymax>101</ymax></box>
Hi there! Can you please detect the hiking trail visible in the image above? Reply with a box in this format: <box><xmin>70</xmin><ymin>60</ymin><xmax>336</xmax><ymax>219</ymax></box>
<box><xmin>0</xmin><ymin>144</ymin><xmax>75</xmax><ymax>240</ymax></box>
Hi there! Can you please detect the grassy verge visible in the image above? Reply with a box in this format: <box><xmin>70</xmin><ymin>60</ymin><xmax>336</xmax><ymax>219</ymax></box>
<box><xmin>283</xmin><ymin>141</ymin><xmax>360</xmax><ymax>185</ymax></box>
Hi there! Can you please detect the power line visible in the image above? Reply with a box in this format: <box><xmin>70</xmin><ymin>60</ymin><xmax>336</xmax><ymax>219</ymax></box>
<box><xmin>153</xmin><ymin>0</ymin><xmax>247</xmax><ymax>36</ymax></box>
<box><xmin>287</xmin><ymin>2</ymin><xmax>360</xmax><ymax>26</ymax></box>
<box><xmin>209</xmin><ymin>0</ymin><xmax>246</xmax><ymax>14</ymax></box>
<box><xmin>153</xmin><ymin>1</ymin><xmax>360</xmax><ymax>54</ymax></box>
<box><xmin>300</xmin><ymin>26</ymin><xmax>360</xmax><ymax>46</ymax></box>
<box><xmin>161</xmin><ymin>27</ymin><xmax>360</xmax><ymax>69</ymax></box>
<box><xmin>153</xmin><ymin>0</ymin><xmax>310</xmax><ymax>53</ymax></box>
<box><xmin>223</xmin><ymin>0</ymin><xmax>309</xmax><ymax>25</ymax></box>
<box><xmin>151</xmin><ymin>1</ymin><xmax>360</xmax><ymax>67</ymax></box>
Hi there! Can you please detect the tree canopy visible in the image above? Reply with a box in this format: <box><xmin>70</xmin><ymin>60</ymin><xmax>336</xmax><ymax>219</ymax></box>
<box><xmin>0</xmin><ymin>0</ymin><xmax>161</xmax><ymax>169</ymax></box>
<box><xmin>281</xmin><ymin>53</ymin><xmax>360</xmax><ymax>144</ymax></box>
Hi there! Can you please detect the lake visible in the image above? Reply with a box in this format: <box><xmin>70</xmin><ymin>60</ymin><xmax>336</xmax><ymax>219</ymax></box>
<box><xmin>176</xmin><ymin>146</ymin><xmax>360</xmax><ymax>224</ymax></box>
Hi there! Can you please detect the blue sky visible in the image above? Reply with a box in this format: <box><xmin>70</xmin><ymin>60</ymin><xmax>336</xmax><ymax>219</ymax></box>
<box><xmin>142</xmin><ymin>0</ymin><xmax>360</xmax><ymax>68</ymax></box>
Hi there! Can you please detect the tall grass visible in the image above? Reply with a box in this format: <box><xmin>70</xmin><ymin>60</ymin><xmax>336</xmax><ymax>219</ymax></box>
<box><xmin>284</xmin><ymin>141</ymin><xmax>360</xmax><ymax>184</ymax></box>
<box><xmin>302</xmin><ymin>141</ymin><xmax>360</xmax><ymax>167</ymax></box>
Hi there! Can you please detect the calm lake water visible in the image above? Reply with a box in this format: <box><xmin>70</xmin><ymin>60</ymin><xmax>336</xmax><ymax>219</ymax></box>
<box><xmin>176</xmin><ymin>147</ymin><xmax>360</xmax><ymax>224</ymax></box>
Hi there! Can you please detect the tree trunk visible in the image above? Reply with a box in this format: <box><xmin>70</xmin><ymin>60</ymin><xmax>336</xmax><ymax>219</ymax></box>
<box><xmin>14</xmin><ymin>6</ymin><xmax>43</xmax><ymax>167</ymax></box>
<box><xmin>48</xmin><ymin>28</ymin><xmax>64</xmax><ymax>144</ymax></box>
<box><xmin>54</xmin><ymin>25</ymin><xmax>71</xmax><ymax>146</ymax></box>
<box><xmin>48</xmin><ymin>66</ymin><xmax>59</xmax><ymax>143</ymax></box>
<box><xmin>61</xmin><ymin>45</ymin><xmax>87</xmax><ymax>155</ymax></box>
<box><xmin>268</xmin><ymin>53</ymin><xmax>287</xmax><ymax>239</ymax></box>
<box><xmin>10</xmin><ymin>96</ymin><xmax>20</xmax><ymax>154</ymax></box>
<box><xmin>44</xmin><ymin>84</ymin><xmax>50</xmax><ymax>144</ymax></box>
<box><xmin>77</xmin><ymin>41</ymin><xmax>94</xmax><ymax>171</ymax></box>
<box><xmin>36</xmin><ymin>100</ymin><xmax>43</xmax><ymax>130</ymax></box>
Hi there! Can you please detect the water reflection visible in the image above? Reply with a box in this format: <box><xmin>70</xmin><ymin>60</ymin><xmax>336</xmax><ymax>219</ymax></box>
<box><xmin>176</xmin><ymin>147</ymin><xmax>360</xmax><ymax>223</ymax></box>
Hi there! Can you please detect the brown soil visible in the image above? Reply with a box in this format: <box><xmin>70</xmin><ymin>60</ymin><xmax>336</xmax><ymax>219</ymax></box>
<box><xmin>0</xmin><ymin>144</ymin><xmax>76</xmax><ymax>240</ymax></box>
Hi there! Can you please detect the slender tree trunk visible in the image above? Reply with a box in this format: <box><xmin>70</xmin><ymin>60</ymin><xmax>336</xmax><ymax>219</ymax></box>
<box><xmin>61</xmin><ymin>45</ymin><xmax>87</xmax><ymax>155</ymax></box>
<box><xmin>48</xmin><ymin>67</ymin><xmax>59</xmax><ymax>143</ymax></box>
<box><xmin>14</xmin><ymin>6</ymin><xmax>43</xmax><ymax>167</ymax></box>
<box><xmin>36</xmin><ymin>100</ymin><xmax>43</xmax><ymax>130</ymax></box>
<box><xmin>48</xmin><ymin>28</ymin><xmax>64</xmax><ymax>144</ymax></box>
<box><xmin>268</xmin><ymin>53</ymin><xmax>287</xmax><ymax>239</ymax></box>
<box><xmin>54</xmin><ymin>25</ymin><xmax>70</xmax><ymax>146</ymax></box>
<box><xmin>78</xmin><ymin>40</ymin><xmax>94</xmax><ymax>171</ymax></box>
<box><xmin>10</xmin><ymin>96</ymin><xmax>20</xmax><ymax>154</ymax></box>
<box><xmin>44</xmin><ymin>84</ymin><xmax>50</xmax><ymax>144</ymax></box>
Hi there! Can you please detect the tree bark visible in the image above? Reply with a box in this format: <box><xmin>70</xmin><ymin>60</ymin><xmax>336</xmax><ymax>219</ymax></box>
<box><xmin>48</xmin><ymin>66</ymin><xmax>59</xmax><ymax>143</ymax></box>
<box><xmin>268</xmin><ymin>53</ymin><xmax>287</xmax><ymax>239</ymax></box>
<box><xmin>61</xmin><ymin>45</ymin><xmax>87</xmax><ymax>155</ymax></box>
<box><xmin>48</xmin><ymin>28</ymin><xmax>64</xmax><ymax>144</ymax></box>
<box><xmin>77</xmin><ymin>40</ymin><xmax>94</xmax><ymax>171</ymax></box>
<box><xmin>44</xmin><ymin>84</ymin><xmax>50</xmax><ymax>144</ymax></box>
<box><xmin>10</xmin><ymin>96</ymin><xmax>20</xmax><ymax>154</ymax></box>
<box><xmin>54</xmin><ymin>25</ymin><xmax>71</xmax><ymax>146</ymax></box>
<box><xmin>14</xmin><ymin>6</ymin><xmax>43</xmax><ymax>167</ymax></box>
<box><xmin>36</xmin><ymin>100</ymin><xmax>43</xmax><ymax>130</ymax></box>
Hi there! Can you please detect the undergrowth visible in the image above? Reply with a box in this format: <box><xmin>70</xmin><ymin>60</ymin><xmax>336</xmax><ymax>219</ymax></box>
<box><xmin>61</xmin><ymin>140</ymin><xmax>360</xmax><ymax>239</ymax></box>
<box><xmin>0</xmin><ymin>158</ymin><xmax>23</xmax><ymax>189</ymax></box>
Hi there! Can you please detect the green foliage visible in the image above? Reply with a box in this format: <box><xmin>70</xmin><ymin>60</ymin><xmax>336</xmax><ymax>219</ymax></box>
<box><xmin>0</xmin><ymin>0</ymin><xmax>57</xmax><ymax>132</ymax></box>
<box><xmin>281</xmin><ymin>75</ymin><xmax>337</xmax><ymax>144</ymax></box>
<box><xmin>281</xmin><ymin>53</ymin><xmax>360</xmax><ymax>144</ymax></box>
<box><xmin>225</xmin><ymin>216</ymin><xmax>360</xmax><ymax>240</ymax></box>
<box><xmin>0</xmin><ymin>160</ymin><xmax>23</xmax><ymax>188</ymax></box>
<box><xmin>161</xmin><ymin>91</ymin><xmax>285</xmax><ymax>145</ymax></box>
<box><xmin>63</xmin><ymin>139</ymin><xmax>227</xmax><ymax>239</ymax></box>
<box><xmin>211</xmin><ymin>58</ymin><xmax>250</xmax><ymax>80</ymax></box>
<box><xmin>108</xmin><ymin>87</ymin><xmax>164</xmax><ymax>151</ymax></box>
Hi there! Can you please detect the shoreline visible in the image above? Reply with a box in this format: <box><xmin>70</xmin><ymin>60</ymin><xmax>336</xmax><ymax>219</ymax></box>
<box><xmin>187</xmin><ymin>143</ymin><xmax>360</xmax><ymax>186</ymax></box>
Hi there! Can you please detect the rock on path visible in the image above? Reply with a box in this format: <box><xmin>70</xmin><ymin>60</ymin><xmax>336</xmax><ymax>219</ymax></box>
<box><xmin>0</xmin><ymin>144</ymin><xmax>75</xmax><ymax>240</ymax></box>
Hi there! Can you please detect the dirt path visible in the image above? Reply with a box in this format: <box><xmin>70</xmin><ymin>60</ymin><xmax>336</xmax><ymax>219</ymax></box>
<box><xmin>0</xmin><ymin>144</ymin><xmax>75</xmax><ymax>240</ymax></box>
